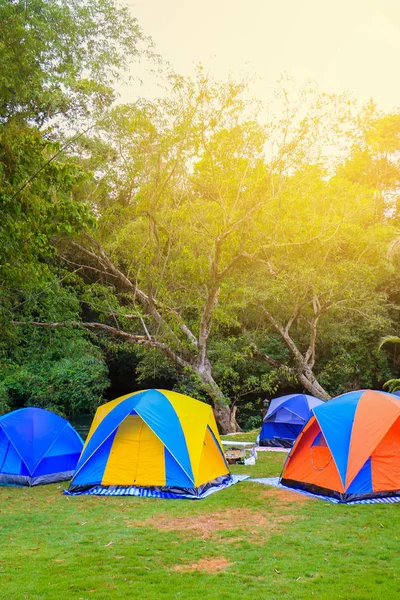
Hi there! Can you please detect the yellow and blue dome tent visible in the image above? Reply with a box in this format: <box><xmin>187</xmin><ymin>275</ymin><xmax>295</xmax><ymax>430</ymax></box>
<box><xmin>67</xmin><ymin>389</ymin><xmax>246</xmax><ymax>499</ymax></box>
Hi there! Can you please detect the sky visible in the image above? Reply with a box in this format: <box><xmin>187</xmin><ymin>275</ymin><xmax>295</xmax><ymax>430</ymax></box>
<box><xmin>117</xmin><ymin>0</ymin><xmax>400</xmax><ymax>112</ymax></box>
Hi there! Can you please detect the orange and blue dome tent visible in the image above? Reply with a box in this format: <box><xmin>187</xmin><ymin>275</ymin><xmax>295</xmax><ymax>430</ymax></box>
<box><xmin>280</xmin><ymin>390</ymin><xmax>400</xmax><ymax>503</ymax></box>
<box><xmin>0</xmin><ymin>407</ymin><xmax>83</xmax><ymax>486</ymax></box>
<box><xmin>67</xmin><ymin>389</ymin><xmax>246</xmax><ymax>499</ymax></box>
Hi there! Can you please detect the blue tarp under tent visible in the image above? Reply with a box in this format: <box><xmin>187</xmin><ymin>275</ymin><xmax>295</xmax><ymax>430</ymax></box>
<box><xmin>258</xmin><ymin>394</ymin><xmax>323</xmax><ymax>448</ymax></box>
<box><xmin>0</xmin><ymin>407</ymin><xmax>83</xmax><ymax>486</ymax></box>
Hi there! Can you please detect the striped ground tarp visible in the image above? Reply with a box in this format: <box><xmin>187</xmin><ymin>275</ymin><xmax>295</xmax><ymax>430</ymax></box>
<box><xmin>249</xmin><ymin>477</ymin><xmax>400</xmax><ymax>505</ymax></box>
<box><xmin>64</xmin><ymin>474</ymin><xmax>249</xmax><ymax>499</ymax></box>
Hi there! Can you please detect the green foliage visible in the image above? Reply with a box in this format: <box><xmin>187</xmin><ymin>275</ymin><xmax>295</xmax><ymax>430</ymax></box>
<box><xmin>379</xmin><ymin>335</ymin><xmax>400</xmax><ymax>349</ymax></box>
<box><xmin>0</xmin><ymin>383</ymin><xmax>10</xmax><ymax>416</ymax></box>
<box><xmin>0</xmin><ymin>270</ymin><xmax>109</xmax><ymax>415</ymax></box>
<box><xmin>0</xmin><ymin>0</ymin><xmax>147</xmax><ymax>124</ymax></box>
<box><xmin>379</xmin><ymin>336</ymin><xmax>400</xmax><ymax>394</ymax></box>
<box><xmin>64</xmin><ymin>72</ymin><xmax>400</xmax><ymax>420</ymax></box>
<box><xmin>3</xmin><ymin>6</ymin><xmax>400</xmax><ymax>424</ymax></box>
<box><xmin>383</xmin><ymin>379</ymin><xmax>400</xmax><ymax>393</ymax></box>
<box><xmin>210</xmin><ymin>337</ymin><xmax>279</xmax><ymax>398</ymax></box>
<box><xmin>0</xmin><ymin>0</ymin><xmax>154</xmax><ymax>417</ymax></box>
<box><xmin>173</xmin><ymin>369</ymin><xmax>214</xmax><ymax>405</ymax></box>
<box><xmin>1</xmin><ymin>337</ymin><xmax>108</xmax><ymax>416</ymax></box>
<box><xmin>242</xmin><ymin>414</ymin><xmax>262</xmax><ymax>431</ymax></box>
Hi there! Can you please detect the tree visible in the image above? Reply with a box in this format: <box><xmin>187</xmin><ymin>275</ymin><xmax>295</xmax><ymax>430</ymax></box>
<box><xmin>53</xmin><ymin>76</ymin><xmax>396</xmax><ymax>427</ymax></box>
<box><xmin>0</xmin><ymin>0</ymin><xmax>148</xmax><ymax>125</ymax></box>
<box><xmin>1</xmin><ymin>0</ymin><xmax>151</xmax><ymax>414</ymax></box>
<box><xmin>243</xmin><ymin>163</ymin><xmax>395</xmax><ymax>398</ymax></box>
<box><xmin>54</xmin><ymin>72</ymin><xmax>271</xmax><ymax>432</ymax></box>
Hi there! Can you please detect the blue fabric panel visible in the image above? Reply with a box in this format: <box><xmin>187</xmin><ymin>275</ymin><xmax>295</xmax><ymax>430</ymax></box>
<box><xmin>44</xmin><ymin>424</ymin><xmax>83</xmax><ymax>458</ymax></box>
<box><xmin>0</xmin><ymin>408</ymin><xmax>68</xmax><ymax>474</ymax></box>
<box><xmin>165</xmin><ymin>448</ymin><xmax>195</xmax><ymax>488</ymax></box>
<box><xmin>307</xmin><ymin>397</ymin><xmax>324</xmax><ymax>410</ymax></box>
<box><xmin>0</xmin><ymin>428</ymin><xmax>9</xmax><ymax>472</ymax></box>
<box><xmin>260</xmin><ymin>422</ymin><xmax>302</xmax><ymax>442</ymax></box>
<box><xmin>20</xmin><ymin>461</ymin><xmax>30</xmax><ymax>476</ymax></box>
<box><xmin>1</xmin><ymin>443</ymin><xmax>22</xmax><ymax>475</ymax></box>
<box><xmin>134</xmin><ymin>390</ymin><xmax>194</xmax><ymax>483</ymax></box>
<box><xmin>265</xmin><ymin>395</ymin><xmax>323</xmax><ymax>422</ymax></box>
<box><xmin>313</xmin><ymin>391</ymin><xmax>361</xmax><ymax>485</ymax></box>
<box><xmin>346</xmin><ymin>457</ymin><xmax>373</xmax><ymax>495</ymax></box>
<box><xmin>271</xmin><ymin>407</ymin><xmax>304</xmax><ymax>425</ymax></box>
<box><xmin>74</xmin><ymin>392</ymin><xmax>148</xmax><ymax>474</ymax></box>
<box><xmin>265</xmin><ymin>395</ymin><xmax>299</xmax><ymax>419</ymax></box>
<box><xmin>312</xmin><ymin>432</ymin><xmax>327</xmax><ymax>447</ymax></box>
<box><xmin>281</xmin><ymin>395</ymin><xmax>309</xmax><ymax>419</ymax></box>
<box><xmin>33</xmin><ymin>453</ymin><xmax>81</xmax><ymax>477</ymax></box>
<box><xmin>71</xmin><ymin>429</ymin><xmax>118</xmax><ymax>487</ymax></box>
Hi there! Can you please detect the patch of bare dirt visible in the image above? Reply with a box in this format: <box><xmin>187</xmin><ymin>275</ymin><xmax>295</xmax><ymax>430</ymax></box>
<box><xmin>260</xmin><ymin>487</ymin><xmax>311</xmax><ymax>506</ymax></box>
<box><xmin>173</xmin><ymin>556</ymin><xmax>232</xmax><ymax>573</ymax></box>
<box><xmin>132</xmin><ymin>507</ymin><xmax>297</xmax><ymax>542</ymax></box>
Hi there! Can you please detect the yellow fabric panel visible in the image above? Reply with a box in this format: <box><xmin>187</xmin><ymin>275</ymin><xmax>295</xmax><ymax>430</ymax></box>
<box><xmin>83</xmin><ymin>391</ymin><xmax>143</xmax><ymax>450</ymax></box>
<box><xmin>206</xmin><ymin>408</ymin><xmax>228</xmax><ymax>469</ymax></box>
<box><xmin>195</xmin><ymin>427</ymin><xmax>230</xmax><ymax>487</ymax></box>
<box><xmin>206</xmin><ymin>407</ymin><xmax>224</xmax><ymax>448</ymax></box>
<box><xmin>102</xmin><ymin>415</ymin><xmax>165</xmax><ymax>486</ymax></box>
<box><xmin>160</xmin><ymin>389</ymin><xmax>210</xmax><ymax>480</ymax></box>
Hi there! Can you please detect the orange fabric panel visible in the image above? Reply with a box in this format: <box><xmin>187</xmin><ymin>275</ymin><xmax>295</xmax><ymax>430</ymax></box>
<box><xmin>282</xmin><ymin>418</ymin><xmax>344</xmax><ymax>493</ymax></box>
<box><xmin>102</xmin><ymin>415</ymin><xmax>165</xmax><ymax>486</ymax></box>
<box><xmin>345</xmin><ymin>391</ymin><xmax>400</xmax><ymax>489</ymax></box>
<box><xmin>371</xmin><ymin>416</ymin><xmax>400</xmax><ymax>492</ymax></box>
<box><xmin>289</xmin><ymin>415</ymin><xmax>316</xmax><ymax>456</ymax></box>
<box><xmin>282</xmin><ymin>416</ymin><xmax>317</xmax><ymax>477</ymax></box>
<box><xmin>196</xmin><ymin>428</ymin><xmax>229</xmax><ymax>487</ymax></box>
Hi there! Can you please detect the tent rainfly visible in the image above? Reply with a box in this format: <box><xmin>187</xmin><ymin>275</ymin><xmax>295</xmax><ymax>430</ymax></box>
<box><xmin>280</xmin><ymin>390</ymin><xmax>400</xmax><ymax>502</ymax></box>
<box><xmin>0</xmin><ymin>407</ymin><xmax>83</xmax><ymax>486</ymax></box>
<box><xmin>67</xmin><ymin>389</ymin><xmax>233</xmax><ymax>499</ymax></box>
<box><xmin>259</xmin><ymin>394</ymin><xmax>323</xmax><ymax>448</ymax></box>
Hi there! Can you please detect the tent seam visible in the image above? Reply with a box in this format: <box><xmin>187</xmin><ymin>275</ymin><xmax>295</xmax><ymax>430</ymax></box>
<box><xmin>313</xmin><ymin>411</ymin><xmax>345</xmax><ymax>492</ymax></box>
<box><xmin>73</xmin><ymin>396</ymin><xmax>196</xmax><ymax>486</ymax></box>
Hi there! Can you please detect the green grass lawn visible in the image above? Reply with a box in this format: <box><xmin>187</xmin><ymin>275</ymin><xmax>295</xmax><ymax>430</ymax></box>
<box><xmin>1</xmin><ymin>452</ymin><xmax>399</xmax><ymax>600</ymax></box>
<box><xmin>221</xmin><ymin>429</ymin><xmax>259</xmax><ymax>443</ymax></box>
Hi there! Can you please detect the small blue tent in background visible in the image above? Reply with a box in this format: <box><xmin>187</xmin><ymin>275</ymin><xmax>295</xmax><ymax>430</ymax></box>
<box><xmin>0</xmin><ymin>407</ymin><xmax>83</xmax><ymax>486</ymax></box>
<box><xmin>258</xmin><ymin>394</ymin><xmax>323</xmax><ymax>447</ymax></box>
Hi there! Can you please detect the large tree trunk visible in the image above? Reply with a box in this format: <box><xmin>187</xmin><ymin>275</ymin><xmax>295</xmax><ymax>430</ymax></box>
<box><xmin>254</xmin><ymin>348</ymin><xmax>331</xmax><ymax>401</ymax></box>
<box><xmin>213</xmin><ymin>403</ymin><xmax>240</xmax><ymax>434</ymax></box>
<box><xmin>193</xmin><ymin>358</ymin><xmax>241</xmax><ymax>434</ymax></box>
<box><xmin>297</xmin><ymin>370</ymin><xmax>331</xmax><ymax>400</ymax></box>
<box><xmin>62</xmin><ymin>236</ymin><xmax>243</xmax><ymax>431</ymax></box>
<box><xmin>259</xmin><ymin>301</ymin><xmax>332</xmax><ymax>402</ymax></box>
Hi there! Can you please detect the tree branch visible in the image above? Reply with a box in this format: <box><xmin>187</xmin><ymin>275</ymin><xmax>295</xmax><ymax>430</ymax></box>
<box><xmin>12</xmin><ymin>320</ymin><xmax>190</xmax><ymax>369</ymax></box>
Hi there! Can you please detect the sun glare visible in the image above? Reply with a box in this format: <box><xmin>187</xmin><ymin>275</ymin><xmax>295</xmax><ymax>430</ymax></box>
<box><xmin>120</xmin><ymin>0</ymin><xmax>400</xmax><ymax>111</ymax></box>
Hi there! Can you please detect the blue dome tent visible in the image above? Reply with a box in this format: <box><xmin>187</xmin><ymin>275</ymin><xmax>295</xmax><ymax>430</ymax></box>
<box><xmin>259</xmin><ymin>394</ymin><xmax>323</xmax><ymax>447</ymax></box>
<box><xmin>0</xmin><ymin>407</ymin><xmax>83</xmax><ymax>486</ymax></box>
